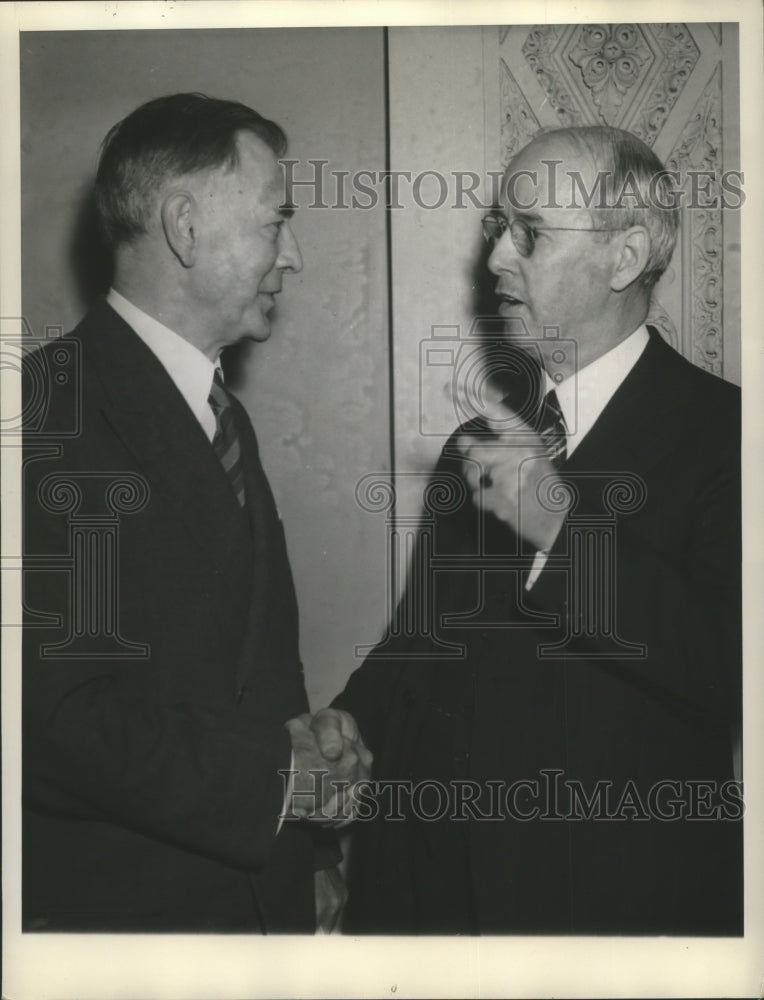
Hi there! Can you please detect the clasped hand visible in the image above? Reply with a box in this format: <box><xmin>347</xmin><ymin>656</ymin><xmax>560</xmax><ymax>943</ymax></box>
<box><xmin>285</xmin><ymin>708</ymin><xmax>372</xmax><ymax>828</ymax></box>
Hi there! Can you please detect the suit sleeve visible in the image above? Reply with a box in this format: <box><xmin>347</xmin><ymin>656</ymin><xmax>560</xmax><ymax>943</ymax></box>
<box><xmin>23</xmin><ymin>656</ymin><xmax>294</xmax><ymax>872</ymax></box>
<box><xmin>332</xmin><ymin>443</ymin><xmax>478</xmax><ymax>754</ymax></box>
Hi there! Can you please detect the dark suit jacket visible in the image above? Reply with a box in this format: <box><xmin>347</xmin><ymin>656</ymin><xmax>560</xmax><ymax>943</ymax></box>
<box><xmin>22</xmin><ymin>300</ymin><xmax>322</xmax><ymax>932</ymax></box>
<box><xmin>335</xmin><ymin>329</ymin><xmax>743</xmax><ymax>935</ymax></box>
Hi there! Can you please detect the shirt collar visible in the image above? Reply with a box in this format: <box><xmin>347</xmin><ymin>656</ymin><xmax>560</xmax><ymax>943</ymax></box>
<box><xmin>545</xmin><ymin>324</ymin><xmax>649</xmax><ymax>458</ymax></box>
<box><xmin>106</xmin><ymin>288</ymin><xmax>218</xmax><ymax>434</ymax></box>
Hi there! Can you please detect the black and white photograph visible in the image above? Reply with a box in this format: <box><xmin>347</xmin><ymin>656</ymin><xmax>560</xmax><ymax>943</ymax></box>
<box><xmin>2</xmin><ymin>1</ymin><xmax>762</xmax><ymax>997</ymax></box>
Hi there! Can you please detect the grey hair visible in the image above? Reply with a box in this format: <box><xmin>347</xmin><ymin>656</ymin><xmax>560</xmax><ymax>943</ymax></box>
<box><xmin>531</xmin><ymin>125</ymin><xmax>680</xmax><ymax>291</ymax></box>
<box><xmin>95</xmin><ymin>93</ymin><xmax>287</xmax><ymax>250</ymax></box>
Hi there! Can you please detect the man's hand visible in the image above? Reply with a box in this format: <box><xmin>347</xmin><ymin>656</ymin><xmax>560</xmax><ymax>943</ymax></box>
<box><xmin>457</xmin><ymin>400</ymin><xmax>568</xmax><ymax>551</ymax></box>
<box><xmin>309</xmin><ymin>707</ymin><xmax>367</xmax><ymax>763</ymax></box>
<box><xmin>314</xmin><ymin>865</ymin><xmax>348</xmax><ymax>934</ymax></box>
<box><xmin>285</xmin><ymin>711</ymin><xmax>371</xmax><ymax>825</ymax></box>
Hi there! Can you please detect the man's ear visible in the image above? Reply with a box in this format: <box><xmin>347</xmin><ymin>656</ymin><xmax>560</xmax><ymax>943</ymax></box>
<box><xmin>610</xmin><ymin>225</ymin><xmax>650</xmax><ymax>292</ymax></box>
<box><xmin>160</xmin><ymin>190</ymin><xmax>197</xmax><ymax>268</ymax></box>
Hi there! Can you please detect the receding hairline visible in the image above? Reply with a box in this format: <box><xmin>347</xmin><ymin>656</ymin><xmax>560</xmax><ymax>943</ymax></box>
<box><xmin>506</xmin><ymin>130</ymin><xmax>612</xmax><ymax>186</ymax></box>
<box><xmin>501</xmin><ymin>132</ymin><xmax>608</xmax><ymax>215</ymax></box>
<box><xmin>502</xmin><ymin>126</ymin><xmax>680</xmax><ymax>290</ymax></box>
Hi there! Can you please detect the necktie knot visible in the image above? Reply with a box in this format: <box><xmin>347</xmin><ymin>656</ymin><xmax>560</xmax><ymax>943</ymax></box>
<box><xmin>208</xmin><ymin>368</ymin><xmax>230</xmax><ymax>416</ymax></box>
<box><xmin>538</xmin><ymin>387</ymin><xmax>567</xmax><ymax>467</ymax></box>
<box><xmin>208</xmin><ymin>369</ymin><xmax>246</xmax><ymax>508</ymax></box>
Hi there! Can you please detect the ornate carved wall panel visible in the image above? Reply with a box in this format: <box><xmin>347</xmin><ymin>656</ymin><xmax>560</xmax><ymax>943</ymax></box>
<box><xmin>490</xmin><ymin>23</ymin><xmax>740</xmax><ymax>382</ymax></box>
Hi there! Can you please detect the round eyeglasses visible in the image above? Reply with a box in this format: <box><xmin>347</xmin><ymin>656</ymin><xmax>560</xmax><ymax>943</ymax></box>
<box><xmin>482</xmin><ymin>213</ymin><xmax>625</xmax><ymax>258</ymax></box>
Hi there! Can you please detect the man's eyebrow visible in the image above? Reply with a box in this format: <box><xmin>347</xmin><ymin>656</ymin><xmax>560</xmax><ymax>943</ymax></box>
<box><xmin>510</xmin><ymin>209</ymin><xmax>543</xmax><ymax>224</ymax></box>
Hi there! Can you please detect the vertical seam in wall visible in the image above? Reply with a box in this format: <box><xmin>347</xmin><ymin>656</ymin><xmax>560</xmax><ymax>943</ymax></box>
<box><xmin>383</xmin><ymin>26</ymin><xmax>396</xmax><ymax>484</ymax></box>
<box><xmin>382</xmin><ymin>19</ymin><xmax>401</xmax><ymax>627</ymax></box>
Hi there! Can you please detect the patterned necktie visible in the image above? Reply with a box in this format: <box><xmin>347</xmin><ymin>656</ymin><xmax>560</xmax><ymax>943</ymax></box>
<box><xmin>208</xmin><ymin>369</ymin><xmax>246</xmax><ymax>508</ymax></box>
<box><xmin>537</xmin><ymin>387</ymin><xmax>568</xmax><ymax>467</ymax></box>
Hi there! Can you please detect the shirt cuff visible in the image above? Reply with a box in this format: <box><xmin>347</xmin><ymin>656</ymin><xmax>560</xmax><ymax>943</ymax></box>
<box><xmin>276</xmin><ymin>750</ymin><xmax>295</xmax><ymax>835</ymax></box>
<box><xmin>525</xmin><ymin>549</ymin><xmax>550</xmax><ymax>590</ymax></box>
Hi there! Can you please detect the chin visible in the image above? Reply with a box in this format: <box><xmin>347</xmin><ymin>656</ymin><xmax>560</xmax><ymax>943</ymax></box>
<box><xmin>501</xmin><ymin>315</ymin><xmax>539</xmax><ymax>343</ymax></box>
<box><xmin>240</xmin><ymin>309</ymin><xmax>273</xmax><ymax>343</ymax></box>
<box><xmin>247</xmin><ymin>325</ymin><xmax>272</xmax><ymax>343</ymax></box>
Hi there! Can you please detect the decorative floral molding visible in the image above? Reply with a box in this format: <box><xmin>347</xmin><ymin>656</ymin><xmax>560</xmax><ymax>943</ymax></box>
<box><xmin>667</xmin><ymin>65</ymin><xmax>723</xmax><ymax>375</ymax></box>
<box><xmin>500</xmin><ymin>58</ymin><xmax>541</xmax><ymax>165</ymax></box>
<box><xmin>629</xmin><ymin>24</ymin><xmax>700</xmax><ymax>145</ymax></box>
<box><xmin>519</xmin><ymin>23</ymin><xmax>698</xmax><ymax>145</ymax></box>
<box><xmin>690</xmin><ymin>209</ymin><xmax>723</xmax><ymax>374</ymax></box>
<box><xmin>666</xmin><ymin>64</ymin><xmax>721</xmax><ymax>174</ymax></box>
<box><xmin>567</xmin><ymin>24</ymin><xmax>651</xmax><ymax>125</ymax></box>
<box><xmin>522</xmin><ymin>25</ymin><xmax>585</xmax><ymax>127</ymax></box>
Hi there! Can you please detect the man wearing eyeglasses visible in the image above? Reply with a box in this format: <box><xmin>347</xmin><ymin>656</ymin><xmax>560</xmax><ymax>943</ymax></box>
<box><xmin>317</xmin><ymin>125</ymin><xmax>742</xmax><ymax>935</ymax></box>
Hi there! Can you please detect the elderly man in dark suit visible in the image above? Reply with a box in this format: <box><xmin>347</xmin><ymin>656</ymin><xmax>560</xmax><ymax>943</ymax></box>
<box><xmin>316</xmin><ymin>125</ymin><xmax>742</xmax><ymax>935</ymax></box>
<box><xmin>22</xmin><ymin>93</ymin><xmax>369</xmax><ymax>933</ymax></box>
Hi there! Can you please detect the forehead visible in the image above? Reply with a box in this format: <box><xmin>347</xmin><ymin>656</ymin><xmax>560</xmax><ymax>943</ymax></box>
<box><xmin>220</xmin><ymin>130</ymin><xmax>284</xmax><ymax>203</ymax></box>
<box><xmin>502</xmin><ymin>135</ymin><xmax>597</xmax><ymax>214</ymax></box>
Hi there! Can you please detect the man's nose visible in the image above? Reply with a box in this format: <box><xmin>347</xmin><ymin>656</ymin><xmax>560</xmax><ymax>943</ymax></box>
<box><xmin>276</xmin><ymin>221</ymin><xmax>303</xmax><ymax>274</ymax></box>
<box><xmin>486</xmin><ymin>230</ymin><xmax>518</xmax><ymax>276</ymax></box>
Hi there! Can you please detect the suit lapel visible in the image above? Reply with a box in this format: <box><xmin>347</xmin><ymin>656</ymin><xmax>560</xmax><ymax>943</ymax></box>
<box><xmin>231</xmin><ymin>401</ymin><xmax>273</xmax><ymax>689</ymax></box>
<box><xmin>562</xmin><ymin>327</ymin><xmax>685</xmax><ymax>474</ymax></box>
<box><xmin>476</xmin><ymin>330</ymin><xmax>687</xmax><ymax>680</ymax></box>
<box><xmin>229</xmin><ymin>398</ymin><xmax>303</xmax><ymax>692</ymax></box>
<box><xmin>80</xmin><ymin>301</ymin><xmax>250</xmax><ymax>602</ymax></box>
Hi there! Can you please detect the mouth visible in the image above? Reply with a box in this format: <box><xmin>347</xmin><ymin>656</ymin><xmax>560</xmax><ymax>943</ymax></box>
<box><xmin>497</xmin><ymin>293</ymin><xmax>524</xmax><ymax>314</ymax></box>
<box><xmin>259</xmin><ymin>291</ymin><xmax>279</xmax><ymax>312</ymax></box>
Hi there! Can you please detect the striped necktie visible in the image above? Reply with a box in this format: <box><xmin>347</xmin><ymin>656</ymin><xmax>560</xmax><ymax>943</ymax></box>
<box><xmin>537</xmin><ymin>387</ymin><xmax>567</xmax><ymax>467</ymax></box>
<box><xmin>208</xmin><ymin>369</ymin><xmax>246</xmax><ymax>508</ymax></box>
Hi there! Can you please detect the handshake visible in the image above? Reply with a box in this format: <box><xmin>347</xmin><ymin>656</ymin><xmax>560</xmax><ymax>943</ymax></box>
<box><xmin>284</xmin><ymin>708</ymin><xmax>372</xmax><ymax>828</ymax></box>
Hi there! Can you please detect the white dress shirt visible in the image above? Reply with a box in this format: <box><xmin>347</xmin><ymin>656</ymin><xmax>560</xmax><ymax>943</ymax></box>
<box><xmin>548</xmin><ymin>323</ymin><xmax>649</xmax><ymax>459</ymax></box>
<box><xmin>107</xmin><ymin>288</ymin><xmax>219</xmax><ymax>441</ymax></box>
<box><xmin>526</xmin><ymin>323</ymin><xmax>650</xmax><ymax>587</ymax></box>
